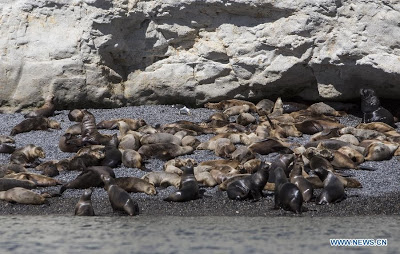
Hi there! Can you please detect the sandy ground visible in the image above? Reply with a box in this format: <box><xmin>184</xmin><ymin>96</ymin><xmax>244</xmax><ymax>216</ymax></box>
<box><xmin>0</xmin><ymin>105</ymin><xmax>399</xmax><ymax>216</ymax></box>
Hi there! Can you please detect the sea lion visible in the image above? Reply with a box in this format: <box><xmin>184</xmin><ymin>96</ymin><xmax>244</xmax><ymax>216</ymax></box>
<box><xmin>181</xmin><ymin>136</ymin><xmax>201</xmax><ymax>148</ymax></box>
<box><xmin>205</xmin><ymin>99</ymin><xmax>257</xmax><ymax>112</ymax></box>
<box><xmin>118</xmin><ymin>132</ymin><xmax>141</xmax><ymax>151</ymax></box>
<box><xmin>0</xmin><ymin>135</ymin><xmax>15</xmax><ymax>144</ymax></box>
<box><xmin>256</xmin><ymin>98</ymin><xmax>275</xmax><ymax>115</ymax></box>
<box><xmin>218</xmin><ymin>174</ymin><xmax>251</xmax><ymax>191</ymax></box>
<box><xmin>60</xmin><ymin>166</ymin><xmax>115</xmax><ymax>194</ymax></box>
<box><xmin>226</xmin><ymin>161</ymin><xmax>269</xmax><ymax>201</ymax></box>
<box><xmin>10</xmin><ymin>117</ymin><xmax>61</xmax><ymax>136</ymax></box>
<box><xmin>24</xmin><ymin>95</ymin><xmax>56</xmax><ymax>118</ymax></box>
<box><xmin>161</xmin><ymin>121</ymin><xmax>204</xmax><ymax>135</ymax></box>
<box><xmin>58</xmin><ymin>133</ymin><xmax>83</xmax><ymax>153</ymax></box>
<box><xmin>121</xmin><ymin>149</ymin><xmax>143</xmax><ymax>169</ymax></box>
<box><xmin>305</xmin><ymin>139</ymin><xmax>365</xmax><ymax>154</ymax></box>
<box><xmin>240</xmin><ymin>158</ymin><xmax>262</xmax><ymax>174</ymax></box>
<box><xmin>310</xmin><ymin>128</ymin><xmax>341</xmax><ymax>142</ymax></box>
<box><xmin>360</xmin><ymin>140</ymin><xmax>398</xmax><ymax>161</ymax></box>
<box><xmin>236</xmin><ymin>113</ymin><xmax>256</xmax><ymax>126</ymax></box>
<box><xmin>248</xmin><ymin>138</ymin><xmax>292</xmax><ymax>155</ymax></box>
<box><xmin>282</xmin><ymin>101</ymin><xmax>308</xmax><ymax>113</ymax></box>
<box><xmin>274</xmin><ymin>165</ymin><xmax>303</xmax><ymax>214</ymax></box>
<box><xmin>0</xmin><ymin>178</ymin><xmax>36</xmax><ymax>191</ymax></box>
<box><xmin>331</xmin><ymin>134</ymin><xmax>360</xmax><ymax>146</ymax></box>
<box><xmin>10</xmin><ymin>144</ymin><xmax>45</xmax><ymax>166</ymax></box>
<box><xmin>114</xmin><ymin>177</ymin><xmax>156</xmax><ymax>195</ymax></box>
<box><xmin>164</xmin><ymin>164</ymin><xmax>199</xmax><ymax>202</ymax></box>
<box><xmin>231</xmin><ymin>146</ymin><xmax>255</xmax><ymax>163</ymax></box>
<box><xmin>314</xmin><ymin>167</ymin><xmax>346</xmax><ymax>205</ymax></box>
<box><xmin>356</xmin><ymin>122</ymin><xmax>395</xmax><ymax>133</ymax></box>
<box><xmin>68</xmin><ymin>109</ymin><xmax>84</xmax><ymax>122</ymax></box>
<box><xmin>223</xmin><ymin>105</ymin><xmax>250</xmax><ymax>116</ymax></box>
<box><xmin>163</xmin><ymin>158</ymin><xmax>197</xmax><ymax>175</ymax></box>
<box><xmin>360</xmin><ymin>88</ymin><xmax>395</xmax><ymax>127</ymax></box>
<box><xmin>140</xmin><ymin>133</ymin><xmax>181</xmax><ymax>146</ymax></box>
<box><xmin>138</xmin><ymin>143</ymin><xmax>193</xmax><ymax>160</ymax></box>
<box><xmin>214</xmin><ymin>138</ymin><xmax>236</xmax><ymax>158</ymax></box>
<box><xmin>35</xmin><ymin>161</ymin><xmax>60</xmax><ymax>177</ymax></box>
<box><xmin>307</xmin><ymin>102</ymin><xmax>343</xmax><ymax>117</ymax></box>
<box><xmin>3</xmin><ymin>172</ymin><xmax>60</xmax><ymax>187</ymax></box>
<box><xmin>210</xmin><ymin>166</ymin><xmax>241</xmax><ymax>184</ymax></box>
<box><xmin>101</xmin><ymin>175</ymin><xmax>140</xmax><ymax>216</ymax></box>
<box><xmin>142</xmin><ymin>172</ymin><xmax>181</xmax><ymax>188</ymax></box>
<box><xmin>74</xmin><ymin>188</ymin><xmax>95</xmax><ymax>216</ymax></box>
<box><xmin>295</xmin><ymin>120</ymin><xmax>344</xmax><ymax>135</ymax></box>
<box><xmin>213</xmin><ymin>123</ymin><xmax>247</xmax><ymax>134</ymax></box>
<box><xmin>337</xmin><ymin>146</ymin><xmax>365</xmax><ymax>164</ymax></box>
<box><xmin>289</xmin><ymin>154</ymin><xmax>314</xmax><ymax>202</ymax></box>
<box><xmin>0</xmin><ymin>187</ymin><xmax>47</xmax><ymax>205</ymax></box>
<box><xmin>339</xmin><ymin>126</ymin><xmax>387</xmax><ymax>142</ymax></box>
<box><xmin>101</xmin><ymin>145</ymin><xmax>122</xmax><ymax>168</ymax></box>
<box><xmin>80</xmin><ymin>110</ymin><xmax>114</xmax><ymax>146</ymax></box>
<box><xmin>0</xmin><ymin>143</ymin><xmax>16</xmax><ymax>154</ymax></box>
<box><xmin>65</xmin><ymin>123</ymin><xmax>82</xmax><ymax>135</ymax></box>
<box><xmin>0</xmin><ymin>164</ymin><xmax>27</xmax><ymax>178</ymax></box>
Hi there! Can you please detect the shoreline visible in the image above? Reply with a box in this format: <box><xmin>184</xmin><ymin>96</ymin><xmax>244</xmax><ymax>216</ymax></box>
<box><xmin>1</xmin><ymin>105</ymin><xmax>400</xmax><ymax>217</ymax></box>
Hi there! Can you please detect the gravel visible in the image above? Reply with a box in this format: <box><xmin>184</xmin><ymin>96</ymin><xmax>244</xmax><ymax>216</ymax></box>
<box><xmin>0</xmin><ymin>105</ymin><xmax>400</xmax><ymax>216</ymax></box>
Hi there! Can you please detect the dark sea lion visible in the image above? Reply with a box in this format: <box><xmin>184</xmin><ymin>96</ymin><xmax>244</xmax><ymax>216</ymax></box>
<box><xmin>274</xmin><ymin>165</ymin><xmax>303</xmax><ymax>214</ymax></box>
<box><xmin>218</xmin><ymin>174</ymin><xmax>251</xmax><ymax>191</ymax></box>
<box><xmin>289</xmin><ymin>154</ymin><xmax>314</xmax><ymax>202</ymax></box>
<box><xmin>60</xmin><ymin>166</ymin><xmax>115</xmax><ymax>194</ymax></box>
<box><xmin>10</xmin><ymin>144</ymin><xmax>45</xmax><ymax>166</ymax></box>
<box><xmin>227</xmin><ymin>161</ymin><xmax>269</xmax><ymax>201</ymax></box>
<box><xmin>24</xmin><ymin>95</ymin><xmax>56</xmax><ymax>118</ymax></box>
<box><xmin>74</xmin><ymin>188</ymin><xmax>95</xmax><ymax>216</ymax></box>
<box><xmin>282</xmin><ymin>101</ymin><xmax>308</xmax><ymax>113</ymax></box>
<box><xmin>0</xmin><ymin>164</ymin><xmax>27</xmax><ymax>177</ymax></box>
<box><xmin>164</xmin><ymin>164</ymin><xmax>199</xmax><ymax>202</ymax></box>
<box><xmin>295</xmin><ymin>120</ymin><xmax>344</xmax><ymax>135</ymax></box>
<box><xmin>101</xmin><ymin>175</ymin><xmax>140</xmax><ymax>216</ymax></box>
<box><xmin>0</xmin><ymin>187</ymin><xmax>47</xmax><ymax>205</ymax></box>
<box><xmin>101</xmin><ymin>145</ymin><xmax>122</xmax><ymax>168</ymax></box>
<box><xmin>138</xmin><ymin>143</ymin><xmax>193</xmax><ymax>160</ymax></box>
<box><xmin>0</xmin><ymin>178</ymin><xmax>36</xmax><ymax>191</ymax></box>
<box><xmin>0</xmin><ymin>143</ymin><xmax>16</xmax><ymax>154</ymax></box>
<box><xmin>10</xmin><ymin>117</ymin><xmax>61</xmax><ymax>136</ymax></box>
<box><xmin>114</xmin><ymin>177</ymin><xmax>156</xmax><ymax>195</ymax></box>
<box><xmin>314</xmin><ymin>167</ymin><xmax>346</xmax><ymax>205</ymax></box>
<box><xmin>248</xmin><ymin>138</ymin><xmax>292</xmax><ymax>155</ymax></box>
<box><xmin>35</xmin><ymin>161</ymin><xmax>60</xmax><ymax>177</ymax></box>
<box><xmin>81</xmin><ymin>110</ymin><xmax>114</xmax><ymax>146</ymax></box>
<box><xmin>68</xmin><ymin>109</ymin><xmax>84</xmax><ymax>122</ymax></box>
<box><xmin>58</xmin><ymin>133</ymin><xmax>83</xmax><ymax>153</ymax></box>
<box><xmin>360</xmin><ymin>88</ymin><xmax>395</xmax><ymax>127</ymax></box>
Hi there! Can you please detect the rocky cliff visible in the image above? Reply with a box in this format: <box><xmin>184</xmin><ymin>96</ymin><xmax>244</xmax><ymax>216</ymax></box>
<box><xmin>1</xmin><ymin>0</ymin><xmax>399</xmax><ymax>111</ymax></box>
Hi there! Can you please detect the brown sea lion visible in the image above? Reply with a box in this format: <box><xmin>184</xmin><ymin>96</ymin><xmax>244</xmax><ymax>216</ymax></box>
<box><xmin>269</xmin><ymin>97</ymin><xmax>284</xmax><ymax>117</ymax></box>
<box><xmin>65</xmin><ymin>123</ymin><xmax>82</xmax><ymax>135</ymax></box>
<box><xmin>248</xmin><ymin>138</ymin><xmax>292</xmax><ymax>155</ymax></box>
<box><xmin>205</xmin><ymin>99</ymin><xmax>257</xmax><ymax>112</ymax></box>
<box><xmin>223</xmin><ymin>105</ymin><xmax>250</xmax><ymax>116</ymax></box>
<box><xmin>121</xmin><ymin>149</ymin><xmax>143</xmax><ymax>169</ymax></box>
<box><xmin>114</xmin><ymin>177</ymin><xmax>156</xmax><ymax>195</ymax></box>
<box><xmin>10</xmin><ymin>144</ymin><xmax>45</xmax><ymax>166</ymax></box>
<box><xmin>74</xmin><ymin>188</ymin><xmax>95</xmax><ymax>216</ymax></box>
<box><xmin>231</xmin><ymin>146</ymin><xmax>255</xmax><ymax>163</ymax></box>
<box><xmin>210</xmin><ymin>165</ymin><xmax>241</xmax><ymax>184</ymax></box>
<box><xmin>59</xmin><ymin>133</ymin><xmax>83</xmax><ymax>153</ymax></box>
<box><xmin>35</xmin><ymin>161</ymin><xmax>60</xmax><ymax>177</ymax></box>
<box><xmin>138</xmin><ymin>143</ymin><xmax>193</xmax><ymax>160</ymax></box>
<box><xmin>101</xmin><ymin>175</ymin><xmax>140</xmax><ymax>216</ymax></box>
<box><xmin>0</xmin><ymin>187</ymin><xmax>47</xmax><ymax>205</ymax></box>
<box><xmin>0</xmin><ymin>164</ymin><xmax>27</xmax><ymax>178</ymax></box>
<box><xmin>68</xmin><ymin>109</ymin><xmax>84</xmax><ymax>122</ymax></box>
<box><xmin>3</xmin><ymin>172</ymin><xmax>61</xmax><ymax>187</ymax></box>
<box><xmin>81</xmin><ymin>110</ymin><xmax>115</xmax><ymax>146</ymax></box>
<box><xmin>181</xmin><ymin>136</ymin><xmax>201</xmax><ymax>148</ymax></box>
<box><xmin>256</xmin><ymin>99</ymin><xmax>275</xmax><ymax>115</ymax></box>
<box><xmin>240</xmin><ymin>158</ymin><xmax>262</xmax><ymax>174</ymax></box>
<box><xmin>141</xmin><ymin>172</ymin><xmax>181</xmax><ymax>188</ymax></box>
<box><xmin>310</xmin><ymin>128</ymin><xmax>341</xmax><ymax>142</ymax></box>
<box><xmin>236</xmin><ymin>112</ymin><xmax>256</xmax><ymax>126</ymax></box>
<box><xmin>118</xmin><ymin>132</ymin><xmax>141</xmax><ymax>151</ymax></box>
<box><xmin>161</xmin><ymin>121</ymin><xmax>204</xmax><ymax>134</ymax></box>
<box><xmin>164</xmin><ymin>164</ymin><xmax>199</xmax><ymax>202</ymax></box>
<box><xmin>10</xmin><ymin>117</ymin><xmax>60</xmax><ymax>136</ymax></box>
<box><xmin>163</xmin><ymin>158</ymin><xmax>197</xmax><ymax>175</ymax></box>
<box><xmin>332</xmin><ymin>134</ymin><xmax>360</xmax><ymax>146</ymax></box>
<box><xmin>339</xmin><ymin>126</ymin><xmax>387</xmax><ymax>141</ymax></box>
<box><xmin>140</xmin><ymin>133</ymin><xmax>181</xmax><ymax>146</ymax></box>
<box><xmin>360</xmin><ymin>140</ymin><xmax>398</xmax><ymax>161</ymax></box>
<box><xmin>24</xmin><ymin>95</ymin><xmax>55</xmax><ymax>118</ymax></box>
<box><xmin>308</xmin><ymin>102</ymin><xmax>344</xmax><ymax>116</ymax></box>
<box><xmin>214</xmin><ymin>138</ymin><xmax>236</xmax><ymax>158</ymax></box>
<box><xmin>356</xmin><ymin>122</ymin><xmax>395</xmax><ymax>133</ymax></box>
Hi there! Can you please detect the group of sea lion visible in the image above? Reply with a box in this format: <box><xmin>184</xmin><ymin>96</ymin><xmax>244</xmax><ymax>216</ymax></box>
<box><xmin>0</xmin><ymin>88</ymin><xmax>398</xmax><ymax>215</ymax></box>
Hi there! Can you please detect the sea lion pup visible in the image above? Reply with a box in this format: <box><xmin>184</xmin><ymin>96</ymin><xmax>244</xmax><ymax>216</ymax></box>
<box><xmin>223</xmin><ymin>105</ymin><xmax>250</xmax><ymax>116</ymax></box>
<box><xmin>0</xmin><ymin>187</ymin><xmax>48</xmax><ymax>205</ymax></box>
<box><xmin>289</xmin><ymin>154</ymin><xmax>314</xmax><ymax>202</ymax></box>
<box><xmin>205</xmin><ymin>99</ymin><xmax>257</xmax><ymax>112</ymax></box>
<box><xmin>140</xmin><ymin>133</ymin><xmax>181</xmax><ymax>146</ymax></box>
<box><xmin>114</xmin><ymin>177</ymin><xmax>156</xmax><ymax>195</ymax></box>
<box><xmin>10</xmin><ymin>144</ymin><xmax>45</xmax><ymax>166</ymax></box>
<box><xmin>360</xmin><ymin>88</ymin><xmax>395</xmax><ymax>127</ymax></box>
<box><xmin>35</xmin><ymin>161</ymin><xmax>59</xmax><ymax>177</ymax></box>
<box><xmin>163</xmin><ymin>158</ymin><xmax>197</xmax><ymax>175</ymax></box>
<box><xmin>10</xmin><ymin>117</ymin><xmax>61</xmax><ymax>136</ymax></box>
<box><xmin>0</xmin><ymin>178</ymin><xmax>36</xmax><ymax>191</ymax></box>
<box><xmin>227</xmin><ymin>161</ymin><xmax>269</xmax><ymax>201</ymax></box>
<box><xmin>121</xmin><ymin>149</ymin><xmax>143</xmax><ymax>169</ymax></box>
<box><xmin>307</xmin><ymin>102</ymin><xmax>344</xmax><ymax>117</ymax></box>
<box><xmin>58</xmin><ymin>133</ymin><xmax>83</xmax><ymax>153</ymax></box>
<box><xmin>24</xmin><ymin>95</ymin><xmax>56</xmax><ymax>118</ymax></box>
<box><xmin>142</xmin><ymin>172</ymin><xmax>181</xmax><ymax>188</ymax></box>
<box><xmin>236</xmin><ymin>112</ymin><xmax>256</xmax><ymax>126</ymax></box>
<box><xmin>339</xmin><ymin>126</ymin><xmax>387</xmax><ymax>142</ymax></box>
<box><xmin>256</xmin><ymin>98</ymin><xmax>275</xmax><ymax>116</ymax></box>
<box><xmin>101</xmin><ymin>175</ymin><xmax>140</xmax><ymax>216</ymax></box>
<box><xmin>274</xmin><ymin>165</ymin><xmax>303</xmax><ymax>213</ymax></box>
<box><xmin>75</xmin><ymin>188</ymin><xmax>95</xmax><ymax>216</ymax></box>
<box><xmin>248</xmin><ymin>138</ymin><xmax>292</xmax><ymax>155</ymax></box>
<box><xmin>3</xmin><ymin>172</ymin><xmax>61</xmax><ymax>187</ymax></box>
<box><xmin>68</xmin><ymin>109</ymin><xmax>84</xmax><ymax>122</ymax></box>
<box><xmin>138</xmin><ymin>143</ymin><xmax>193</xmax><ymax>160</ymax></box>
<box><xmin>314</xmin><ymin>167</ymin><xmax>346</xmax><ymax>205</ymax></box>
<box><xmin>295</xmin><ymin>120</ymin><xmax>344</xmax><ymax>135</ymax></box>
<box><xmin>164</xmin><ymin>164</ymin><xmax>199</xmax><ymax>202</ymax></box>
<box><xmin>214</xmin><ymin>138</ymin><xmax>236</xmax><ymax>158</ymax></box>
<box><xmin>60</xmin><ymin>166</ymin><xmax>115</xmax><ymax>194</ymax></box>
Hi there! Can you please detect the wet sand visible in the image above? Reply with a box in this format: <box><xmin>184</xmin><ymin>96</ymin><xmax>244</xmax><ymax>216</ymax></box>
<box><xmin>1</xmin><ymin>105</ymin><xmax>400</xmax><ymax>217</ymax></box>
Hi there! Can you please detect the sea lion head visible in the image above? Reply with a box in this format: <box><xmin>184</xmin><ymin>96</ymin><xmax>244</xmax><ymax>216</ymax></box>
<box><xmin>34</xmin><ymin>147</ymin><xmax>46</xmax><ymax>158</ymax></box>
<box><xmin>360</xmin><ymin>88</ymin><xmax>380</xmax><ymax>112</ymax></box>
